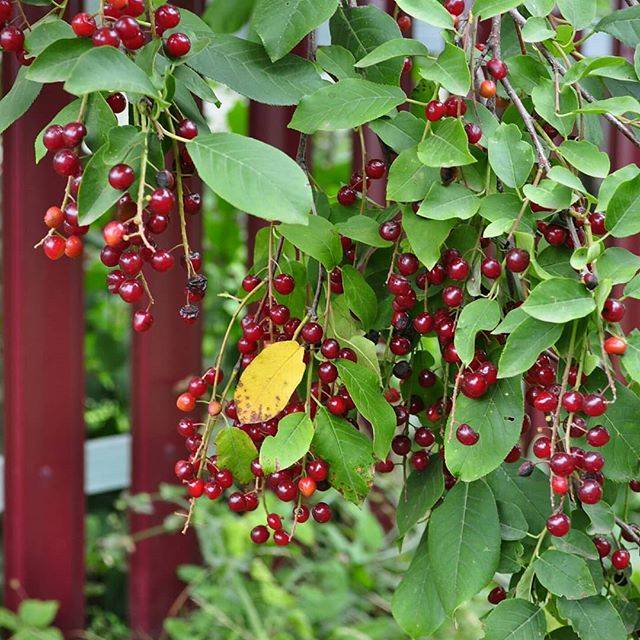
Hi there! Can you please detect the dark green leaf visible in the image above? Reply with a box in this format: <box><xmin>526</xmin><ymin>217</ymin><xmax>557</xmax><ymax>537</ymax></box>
<box><xmin>418</xmin><ymin>42</ymin><xmax>470</xmax><ymax>96</ymax></box>
<box><xmin>316</xmin><ymin>45</ymin><xmax>358</xmax><ymax>80</ymax></box>
<box><xmin>418</xmin><ymin>182</ymin><xmax>480</xmax><ymax>220</ymax></box>
<box><xmin>454</xmin><ymin>298</ymin><xmax>501</xmax><ymax>365</ymax></box>
<box><xmin>534</xmin><ymin>550</ymin><xmax>598</xmax><ymax>599</ymax></box>
<box><xmin>395</xmin><ymin>0</ymin><xmax>454</xmax><ymax>29</ymax></box>
<box><xmin>554</xmin><ymin>529</ymin><xmax>600</xmax><ymax>561</ymax></box>
<box><xmin>188</xmin><ymin>132</ymin><xmax>312</xmax><ymax>225</ymax></box>
<box><xmin>0</xmin><ymin>67</ymin><xmax>41</xmax><ymax>136</ymax></box>
<box><xmin>369</xmin><ymin>111</ymin><xmax>424</xmax><ymax>153</ymax></box>
<box><xmin>397</xmin><ymin>458</ymin><xmax>444</xmax><ymax>536</ymax></box>
<box><xmin>202</xmin><ymin>0</ymin><xmax>255</xmax><ymax>33</ymax></box>
<box><xmin>334</xmin><ymin>215</ymin><xmax>393</xmax><ymax>248</ymax></box>
<box><xmin>483</xmin><ymin>599</ymin><xmax>546</xmax><ymax>640</ymax></box>
<box><xmin>312</xmin><ymin>406</ymin><xmax>374</xmax><ymax>504</ymax></box>
<box><xmin>522</xmin><ymin>278</ymin><xmax>596</xmax><ymax>323</ymax></box>
<box><xmin>402</xmin><ymin>207</ymin><xmax>454</xmax><ymax>269</ymax></box>
<box><xmin>557</xmin><ymin>596</ymin><xmax>627</xmax><ymax>640</ymax></box>
<box><xmin>497</xmin><ymin>501</ymin><xmax>529</xmax><ymax>540</ymax></box>
<box><xmin>595</xmin><ymin>6</ymin><xmax>640</xmax><ymax>48</ymax></box>
<box><xmin>418</xmin><ymin>118</ymin><xmax>476</xmax><ymax>168</ymax></box>
<box><xmin>428</xmin><ymin>480</ymin><xmax>500</xmax><ymax>614</ymax></box>
<box><xmin>355</xmin><ymin>37</ymin><xmax>430</xmax><ymax>68</ymax></box>
<box><xmin>341</xmin><ymin>265</ymin><xmax>378</xmax><ymax>328</ymax></box>
<box><xmin>605</xmin><ymin>172</ymin><xmax>640</xmax><ymax>238</ymax></box>
<box><xmin>387</xmin><ymin>147</ymin><xmax>438</xmax><ymax>201</ymax></box>
<box><xmin>488</xmin><ymin>123</ymin><xmax>535</xmax><ymax>189</ymax></box>
<box><xmin>26</xmin><ymin>38</ymin><xmax>93</xmax><ymax>83</ymax></box>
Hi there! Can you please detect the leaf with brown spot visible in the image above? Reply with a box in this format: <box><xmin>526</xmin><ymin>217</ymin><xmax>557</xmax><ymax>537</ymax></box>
<box><xmin>234</xmin><ymin>340</ymin><xmax>306</xmax><ymax>424</ymax></box>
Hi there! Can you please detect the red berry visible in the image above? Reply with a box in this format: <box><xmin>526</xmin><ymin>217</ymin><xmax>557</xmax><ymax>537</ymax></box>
<box><xmin>337</xmin><ymin>185</ymin><xmax>357</xmax><ymax>206</ymax></box>
<box><xmin>155</xmin><ymin>3</ymin><xmax>181</xmax><ymax>32</ymax></box>
<box><xmin>505</xmin><ymin>248</ymin><xmax>530</xmax><ymax>273</ymax></box>
<box><xmin>586</xmin><ymin>425</ymin><xmax>610</xmax><ymax>447</ymax></box>
<box><xmin>379</xmin><ymin>220</ymin><xmax>401</xmax><ymax>241</ymax></box>
<box><xmin>43</xmin><ymin>125</ymin><xmax>65</xmax><ymax>151</ymax></box>
<box><xmin>487</xmin><ymin>58</ymin><xmax>508</xmax><ymax>80</ymax></box>
<box><xmin>604</xmin><ymin>336</ymin><xmax>626</xmax><ymax>355</ymax></box>
<box><xmin>165</xmin><ymin>32</ymin><xmax>190</xmax><ymax>57</ymax></box>
<box><xmin>114</xmin><ymin>16</ymin><xmax>140</xmax><ymax>40</ymax></box>
<box><xmin>92</xmin><ymin>26</ymin><xmax>120</xmax><ymax>47</ymax></box>
<box><xmin>177</xmin><ymin>119</ymin><xmax>198</xmax><ymax>140</ymax></box>
<box><xmin>411</xmin><ymin>450</ymin><xmax>430</xmax><ymax>471</ymax></box>
<box><xmin>593</xmin><ymin>535</ymin><xmax>611</xmax><ymax>558</ymax></box>
<box><xmin>250</xmin><ymin>525</ymin><xmax>270</xmax><ymax>544</ymax></box>
<box><xmin>119</xmin><ymin>278</ymin><xmax>144</xmax><ymax>303</ymax></box>
<box><xmin>461</xmin><ymin>373</ymin><xmax>488</xmax><ymax>399</ymax></box>
<box><xmin>103</xmin><ymin>220</ymin><xmax>126</xmax><ymax>247</ymax></box>
<box><xmin>396</xmin><ymin>13</ymin><xmax>411</xmax><ymax>32</ymax></box>
<box><xmin>479</xmin><ymin>79</ymin><xmax>497</xmax><ymax>99</ymax></box>
<box><xmin>425</xmin><ymin>100</ymin><xmax>445</xmax><ymax>122</ymax></box>
<box><xmin>71</xmin><ymin>12</ymin><xmax>97</xmax><ymax>37</ymax></box>
<box><xmin>133</xmin><ymin>309</ymin><xmax>153</xmax><ymax>332</ymax></box>
<box><xmin>577</xmin><ymin>479</ymin><xmax>602</xmax><ymax>505</ymax></box>
<box><xmin>532</xmin><ymin>436</ymin><xmax>551</xmax><ymax>459</ymax></box>
<box><xmin>0</xmin><ymin>26</ymin><xmax>24</xmax><ymax>52</ymax></box>
<box><xmin>273</xmin><ymin>273</ymin><xmax>295</xmax><ymax>295</ymax></box>
<box><xmin>43</xmin><ymin>235</ymin><xmax>66</xmax><ymax>260</ymax></box>
<box><xmin>582</xmin><ymin>394</ymin><xmax>607</xmax><ymax>417</ymax></box>
<box><xmin>602</xmin><ymin>298</ymin><xmax>625</xmax><ymax>323</ymax></box>
<box><xmin>52</xmin><ymin>149</ymin><xmax>80</xmax><ymax>177</ymax></box>
<box><xmin>109</xmin><ymin>164</ymin><xmax>135</xmax><ymax>190</ymax></box>
<box><xmin>561</xmin><ymin>390</ymin><xmax>583</xmax><ymax>413</ymax></box>
<box><xmin>174</xmin><ymin>459</ymin><xmax>194</xmax><ymax>481</ymax></box>
<box><xmin>612</xmin><ymin>549</ymin><xmax>630</xmax><ymax>570</ymax></box>
<box><xmin>481</xmin><ymin>257</ymin><xmax>501</xmax><ymax>279</ymax></box>
<box><xmin>487</xmin><ymin>586</ymin><xmax>506</xmax><ymax>605</ymax></box>
<box><xmin>301</xmin><ymin>322</ymin><xmax>323</xmax><ymax>344</ymax></box>
<box><xmin>107</xmin><ymin>92</ymin><xmax>127</xmax><ymax>113</ymax></box>
<box><xmin>307</xmin><ymin>459</ymin><xmax>329</xmax><ymax>482</ymax></box>
<box><xmin>444</xmin><ymin>0</ymin><xmax>464</xmax><ymax>15</ymax></box>
<box><xmin>550</xmin><ymin>452</ymin><xmax>575</xmax><ymax>477</ymax></box>
<box><xmin>327</xmin><ymin>395</ymin><xmax>347</xmax><ymax>416</ymax></box>
<box><xmin>465</xmin><ymin>123</ymin><xmax>482</xmax><ymax>144</ymax></box>
<box><xmin>456</xmin><ymin>423</ymin><xmax>479</xmax><ymax>446</ymax></box>
<box><xmin>582</xmin><ymin>450</ymin><xmax>605</xmax><ymax>473</ymax></box>
<box><xmin>442</xmin><ymin>285</ymin><xmax>463</xmax><ymax>307</ymax></box>
<box><xmin>413</xmin><ymin>312</ymin><xmax>433</xmax><ymax>334</ymax></box>
<box><xmin>273</xmin><ymin>530</ymin><xmax>290</xmax><ymax>546</ymax></box>
<box><xmin>551</xmin><ymin>475</ymin><xmax>568</xmax><ymax>495</ymax></box>
<box><xmin>365</xmin><ymin>159</ymin><xmax>386</xmax><ymax>179</ymax></box>
<box><xmin>312</xmin><ymin>502</ymin><xmax>332</xmax><ymax>523</ymax></box>
<box><xmin>588</xmin><ymin>212</ymin><xmax>606</xmax><ymax>235</ymax></box>
<box><xmin>546</xmin><ymin>512</ymin><xmax>571</xmax><ymax>537</ymax></box>
<box><xmin>444</xmin><ymin>96</ymin><xmax>467</xmax><ymax>117</ymax></box>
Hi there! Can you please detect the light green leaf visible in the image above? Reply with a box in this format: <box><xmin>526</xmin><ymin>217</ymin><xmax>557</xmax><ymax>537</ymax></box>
<box><xmin>562</xmin><ymin>56</ymin><xmax>637</xmax><ymax>86</ymax></box>
<box><xmin>0</xmin><ymin>67</ymin><xmax>41</xmax><ymax>136</ymax></box>
<box><xmin>340</xmin><ymin>334</ymin><xmax>382</xmax><ymax>380</ymax></box>
<box><xmin>488</xmin><ymin>123</ymin><xmax>534</xmax><ymax>188</ymax></box>
<box><xmin>392</xmin><ymin>529</ymin><xmax>446</xmax><ymax>638</ymax></box>
<box><xmin>64</xmin><ymin>46</ymin><xmax>157</xmax><ymax>96</ymax></box>
<box><xmin>548</xmin><ymin>166</ymin><xmax>587</xmax><ymax>193</ymax></box>
<box><xmin>522</xmin><ymin>16</ymin><xmax>555</xmax><ymax>43</ymax></box>
<box><xmin>336</xmin><ymin>359</ymin><xmax>396</xmax><ymax>459</ymax></box>
<box><xmin>557</xmin><ymin>596</ymin><xmax>627</xmax><ymax>640</ymax></box>
<box><xmin>418</xmin><ymin>182</ymin><xmax>480</xmax><ymax>220</ymax></box>
<box><xmin>583</xmin><ymin>500</ymin><xmax>615</xmax><ymax>534</ymax></box>
<box><xmin>558</xmin><ymin>0</ymin><xmax>597</xmax><ymax>30</ymax></box>
<box><xmin>188</xmin><ymin>132</ymin><xmax>312</xmax><ymax>225</ymax></box>
<box><xmin>418</xmin><ymin>118</ymin><xmax>476</xmax><ymax>168</ymax></box>
<box><xmin>402</xmin><ymin>208</ymin><xmax>454</xmax><ymax>269</ymax></box>
<box><xmin>418</xmin><ymin>42</ymin><xmax>470</xmax><ymax>96</ymax></box>
<box><xmin>484</xmin><ymin>599</ymin><xmax>546</xmax><ymax>640</ymax></box>
<box><xmin>454</xmin><ymin>299</ymin><xmax>501</xmax><ymax>365</ymax></box>
<box><xmin>341</xmin><ymin>265</ymin><xmax>378</xmax><ymax>328</ymax></box>
<box><xmin>574</xmin><ymin>95</ymin><xmax>640</xmax><ymax>116</ymax></box>
<box><xmin>558</xmin><ymin>140</ymin><xmax>610</xmax><ymax>178</ymax></box>
<box><xmin>524</xmin><ymin>0</ymin><xmax>554</xmax><ymax>15</ymax></box>
<box><xmin>428</xmin><ymin>480</ymin><xmax>500</xmax><ymax>614</ymax></box>
<box><xmin>316</xmin><ymin>45</ymin><xmax>358</xmax><ymax>80</ymax></box>
<box><xmin>531</xmin><ymin>79</ymin><xmax>578</xmax><ymax>137</ymax></box>
<box><xmin>260</xmin><ymin>412</ymin><xmax>314</xmax><ymax>474</ymax></box>
<box><xmin>554</xmin><ymin>529</ymin><xmax>600</xmax><ymax>560</ymax></box>
<box><xmin>26</xmin><ymin>38</ymin><xmax>93</xmax><ymax>83</ymax></box>
<box><xmin>395</xmin><ymin>0</ymin><xmax>454</xmax><ymax>29</ymax></box>
<box><xmin>17</xmin><ymin>600</ymin><xmax>59</xmax><ymax>629</ymax></box>
<box><xmin>355</xmin><ymin>37</ymin><xmax>430</xmax><ymax>68</ymax></box>
<box><xmin>290</xmin><ymin>78</ymin><xmax>405</xmax><ymax>133</ymax></box>
<box><xmin>203</xmin><ymin>0</ymin><xmax>255</xmax><ymax>33</ymax></box>
<box><xmin>523</xmin><ymin>180</ymin><xmax>574</xmax><ymax>211</ymax></box>
<box><xmin>215</xmin><ymin>426</ymin><xmax>258</xmax><ymax>484</ymax></box>
<box><xmin>596</xmin><ymin>246</ymin><xmax>640</xmax><ymax>284</ymax></box>
<box><xmin>279</xmin><ymin>215</ymin><xmax>342</xmax><ymax>269</ymax></box>
<box><xmin>498</xmin><ymin>317</ymin><xmax>563</xmax><ymax>378</ymax></box>
<box><xmin>475</xmin><ymin>0</ymin><xmax>523</xmax><ymax>19</ymax></box>
<box><xmin>188</xmin><ymin>33</ymin><xmax>325</xmax><ymax>105</ymax></box>
<box><xmin>605</xmin><ymin>172</ymin><xmax>640</xmax><ymax>238</ymax></box>
<box><xmin>597</xmin><ymin>164</ymin><xmax>640</xmax><ymax>212</ymax></box>
<box><xmin>253</xmin><ymin>0</ymin><xmax>339</xmax><ymax>62</ymax></box>
<box><xmin>397</xmin><ymin>458</ymin><xmax>444</xmax><ymax>536</ymax></box>
<box><xmin>387</xmin><ymin>147</ymin><xmax>438</xmax><ymax>201</ymax></box>
<box><xmin>334</xmin><ymin>215</ymin><xmax>392</xmax><ymax>247</ymax></box>
<box><xmin>24</xmin><ymin>15</ymin><xmax>74</xmax><ymax>56</ymax></box>
<box><xmin>445</xmin><ymin>377</ymin><xmax>524</xmax><ymax>481</ymax></box>
<box><xmin>534</xmin><ymin>550</ymin><xmax>598</xmax><ymax>600</ymax></box>
<box><xmin>368</xmin><ymin>111</ymin><xmax>423</xmax><ymax>153</ymax></box>
<box><xmin>595</xmin><ymin>6</ymin><xmax>640</xmax><ymax>49</ymax></box>
<box><xmin>522</xmin><ymin>278</ymin><xmax>596</xmax><ymax>323</ymax></box>
<box><xmin>312</xmin><ymin>406</ymin><xmax>374</xmax><ymax>504</ymax></box>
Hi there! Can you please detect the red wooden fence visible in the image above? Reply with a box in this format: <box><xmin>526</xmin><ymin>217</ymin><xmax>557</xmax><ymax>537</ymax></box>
<box><xmin>1</xmin><ymin>0</ymin><xmax>637</xmax><ymax>637</ymax></box>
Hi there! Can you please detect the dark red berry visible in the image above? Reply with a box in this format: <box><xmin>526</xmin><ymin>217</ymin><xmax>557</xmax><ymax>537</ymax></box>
<box><xmin>71</xmin><ymin>12</ymin><xmax>97</xmax><ymax>37</ymax></box>
<box><xmin>165</xmin><ymin>32</ymin><xmax>190</xmax><ymax>57</ymax></box>
<box><xmin>109</xmin><ymin>163</ymin><xmax>135</xmax><ymax>190</ymax></box>
<box><xmin>487</xmin><ymin>58</ymin><xmax>508</xmax><ymax>80</ymax></box>
<box><xmin>505</xmin><ymin>248</ymin><xmax>530</xmax><ymax>273</ymax></box>
<box><xmin>456</xmin><ymin>423</ymin><xmax>479</xmax><ymax>446</ymax></box>
<box><xmin>546</xmin><ymin>512</ymin><xmax>571</xmax><ymax>537</ymax></box>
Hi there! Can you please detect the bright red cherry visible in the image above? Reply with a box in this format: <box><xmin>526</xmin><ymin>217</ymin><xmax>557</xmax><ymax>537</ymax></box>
<box><xmin>312</xmin><ymin>502</ymin><xmax>332</xmax><ymax>523</ymax></box>
<box><xmin>442</xmin><ymin>285</ymin><xmax>463</xmax><ymax>307</ymax></box>
<box><xmin>444</xmin><ymin>96</ymin><xmax>467</xmax><ymax>117</ymax></box>
<box><xmin>456</xmin><ymin>423</ymin><xmax>479</xmax><ymax>446</ymax></box>
<box><xmin>582</xmin><ymin>394</ymin><xmax>607</xmax><ymax>417</ymax></box>
<box><xmin>43</xmin><ymin>235</ymin><xmax>66</xmax><ymax>260</ymax></box>
<box><xmin>379</xmin><ymin>220</ymin><xmax>401</xmax><ymax>241</ymax></box>
<box><xmin>177</xmin><ymin>119</ymin><xmax>198</xmax><ymax>140</ymax></box>
<box><xmin>481</xmin><ymin>257</ymin><xmax>501</xmax><ymax>279</ymax></box>
<box><xmin>337</xmin><ymin>185</ymin><xmax>357</xmax><ymax>206</ymax></box>
<box><xmin>365</xmin><ymin>159</ymin><xmax>386</xmax><ymax>179</ymax></box>
<box><xmin>505</xmin><ymin>248</ymin><xmax>530</xmax><ymax>273</ymax></box>
<box><xmin>582</xmin><ymin>451</ymin><xmax>605</xmax><ymax>473</ymax></box>
<box><xmin>109</xmin><ymin>163</ymin><xmax>135</xmax><ymax>190</ymax></box>
<box><xmin>71</xmin><ymin>12</ymin><xmax>97</xmax><ymax>37</ymax></box>
<box><xmin>250</xmin><ymin>525</ymin><xmax>270</xmax><ymax>544</ymax></box>
<box><xmin>546</xmin><ymin>512</ymin><xmax>571</xmax><ymax>537</ymax></box>
<box><xmin>155</xmin><ymin>3</ymin><xmax>181</xmax><ymax>32</ymax></box>
<box><xmin>106</xmin><ymin>92</ymin><xmax>127</xmax><ymax>113</ymax></box>
<box><xmin>0</xmin><ymin>26</ymin><xmax>24</xmax><ymax>52</ymax></box>
<box><xmin>487</xmin><ymin>58</ymin><xmax>508</xmax><ymax>80</ymax></box>
<box><xmin>133</xmin><ymin>309</ymin><xmax>153</xmax><ymax>332</ymax></box>
<box><xmin>604</xmin><ymin>336</ymin><xmax>627</xmax><ymax>355</ymax></box>
<box><xmin>578</xmin><ymin>479</ymin><xmax>602</xmax><ymax>505</ymax></box>
<box><xmin>612</xmin><ymin>549</ymin><xmax>631</xmax><ymax>570</ymax></box>
<box><xmin>425</xmin><ymin>100</ymin><xmax>445</xmax><ymax>122</ymax></box>
<box><xmin>92</xmin><ymin>27</ymin><xmax>120</xmax><ymax>47</ymax></box>
<box><xmin>273</xmin><ymin>273</ymin><xmax>295</xmax><ymax>295</ymax></box>
<box><xmin>602</xmin><ymin>298</ymin><xmax>625</xmax><ymax>322</ymax></box>
<box><xmin>586</xmin><ymin>425</ymin><xmax>610</xmax><ymax>447</ymax></box>
<box><xmin>165</xmin><ymin>32</ymin><xmax>190</xmax><ymax>57</ymax></box>
<box><xmin>461</xmin><ymin>373</ymin><xmax>488</xmax><ymax>399</ymax></box>
<box><xmin>588</xmin><ymin>212</ymin><xmax>606</xmax><ymax>235</ymax></box>
<box><xmin>465</xmin><ymin>123</ymin><xmax>482</xmax><ymax>144</ymax></box>
<box><xmin>550</xmin><ymin>452</ymin><xmax>575</xmax><ymax>477</ymax></box>
<box><xmin>533</xmin><ymin>436</ymin><xmax>551</xmax><ymax>459</ymax></box>
<box><xmin>52</xmin><ymin>149</ymin><xmax>80</xmax><ymax>177</ymax></box>
<box><xmin>444</xmin><ymin>0</ymin><xmax>464</xmax><ymax>15</ymax></box>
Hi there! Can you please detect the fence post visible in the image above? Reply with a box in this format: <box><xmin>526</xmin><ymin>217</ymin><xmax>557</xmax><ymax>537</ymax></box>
<box><xmin>2</xmin><ymin>4</ymin><xmax>85</xmax><ymax>632</ymax></box>
<box><xmin>128</xmin><ymin>2</ymin><xmax>203</xmax><ymax>634</ymax></box>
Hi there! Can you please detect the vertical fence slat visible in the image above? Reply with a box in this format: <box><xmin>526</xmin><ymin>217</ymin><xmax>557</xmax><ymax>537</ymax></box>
<box><xmin>2</xmin><ymin>15</ymin><xmax>85</xmax><ymax>632</ymax></box>
<box><xmin>128</xmin><ymin>2</ymin><xmax>203</xmax><ymax>633</ymax></box>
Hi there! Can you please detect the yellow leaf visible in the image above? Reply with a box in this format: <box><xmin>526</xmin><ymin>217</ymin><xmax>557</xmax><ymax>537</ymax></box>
<box><xmin>234</xmin><ymin>340</ymin><xmax>306</xmax><ymax>424</ymax></box>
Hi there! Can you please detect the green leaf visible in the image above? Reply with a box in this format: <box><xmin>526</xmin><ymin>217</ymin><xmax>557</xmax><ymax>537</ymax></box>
<box><xmin>26</xmin><ymin>38</ymin><xmax>93</xmax><ymax>83</ymax></box>
<box><xmin>215</xmin><ymin>426</ymin><xmax>258</xmax><ymax>484</ymax></box>
<box><xmin>587</xmin><ymin>383</ymin><xmax>640</xmax><ymax>482</ymax></box>
<box><xmin>17</xmin><ymin>600</ymin><xmax>59</xmax><ymax>629</ymax></box>
<box><xmin>595</xmin><ymin>6</ymin><xmax>640</xmax><ymax>48</ymax></box>
<box><xmin>622</xmin><ymin>329</ymin><xmax>640</xmax><ymax>384</ymax></box>
<box><xmin>392</xmin><ymin>529</ymin><xmax>446</xmax><ymax>638</ymax></box>
<box><xmin>418</xmin><ymin>182</ymin><xmax>480</xmax><ymax>220</ymax></box>
<box><xmin>316</xmin><ymin>45</ymin><xmax>358</xmax><ymax>80</ymax></box>
<box><xmin>524</xmin><ymin>0</ymin><xmax>554</xmax><ymax>15</ymax></box>
<box><xmin>402</xmin><ymin>208</ymin><xmax>454</xmax><ymax>269</ymax></box>
<box><xmin>562</xmin><ymin>56</ymin><xmax>637</xmax><ymax>86</ymax></box>
<box><xmin>188</xmin><ymin>132</ymin><xmax>312</xmax><ymax>225</ymax></box>
<box><xmin>475</xmin><ymin>0</ymin><xmax>523</xmax><ymax>19</ymax></box>
<box><xmin>484</xmin><ymin>599</ymin><xmax>546</xmax><ymax>640</ymax></box>
<box><xmin>454</xmin><ymin>299</ymin><xmax>501</xmax><ymax>365</ymax></box>
<box><xmin>312</xmin><ymin>406</ymin><xmax>374</xmax><ymax>504</ymax></box>
<box><xmin>498</xmin><ymin>317</ymin><xmax>563</xmax><ymax>378</ymax></box>
<box><xmin>534</xmin><ymin>550</ymin><xmax>598</xmax><ymax>600</ymax></box>
<box><xmin>487</xmin><ymin>464</ymin><xmax>549</xmax><ymax>534</ymax></box>
<box><xmin>548</xmin><ymin>166</ymin><xmax>587</xmax><ymax>193</ymax></box>
<box><xmin>488</xmin><ymin>123</ymin><xmax>535</xmax><ymax>189</ymax></box>
<box><xmin>531</xmin><ymin>79</ymin><xmax>577</xmax><ymax>137</ymax></box>
<box><xmin>289</xmin><ymin>78</ymin><xmax>405</xmax><ymax>133</ymax></box>
<box><xmin>387</xmin><ymin>147</ymin><xmax>438</xmax><ymax>201</ymax></box>
<box><xmin>64</xmin><ymin>46</ymin><xmax>157</xmax><ymax>96</ymax></box>
<box><xmin>428</xmin><ymin>480</ymin><xmax>500</xmax><ymax>614</ymax></box>
<box><xmin>260</xmin><ymin>412</ymin><xmax>314</xmax><ymax>474</ymax></box>
<box><xmin>279</xmin><ymin>215</ymin><xmax>342</xmax><ymax>269</ymax></box>
<box><xmin>336</xmin><ymin>359</ymin><xmax>396</xmax><ymax>459</ymax></box>
<box><xmin>557</xmin><ymin>140</ymin><xmax>610</xmax><ymax>178</ymax></box>
<box><xmin>497</xmin><ymin>501</ymin><xmax>529</xmax><ymax>541</ymax></box>
<box><xmin>174</xmin><ymin>65</ymin><xmax>219</xmax><ymax>104</ymax></box>
<box><xmin>369</xmin><ymin>111</ymin><xmax>423</xmax><ymax>153</ymax></box>
<box><xmin>554</xmin><ymin>529</ymin><xmax>599</xmax><ymax>560</ymax></box>
<box><xmin>340</xmin><ymin>334</ymin><xmax>382</xmax><ymax>380</ymax></box>
<box><xmin>395</xmin><ymin>0</ymin><xmax>454</xmax><ymax>29</ymax></box>
<box><xmin>24</xmin><ymin>15</ymin><xmax>74</xmax><ymax>56</ymax></box>
<box><xmin>77</xmin><ymin>127</ymin><xmax>146</xmax><ymax>226</ymax></box>
<box><xmin>583</xmin><ymin>500</ymin><xmax>615</xmax><ymax>534</ymax></box>
<box><xmin>605</xmin><ymin>172</ymin><xmax>640</xmax><ymax>238</ymax></box>
<box><xmin>355</xmin><ymin>37</ymin><xmax>430</xmax><ymax>68</ymax></box>
<box><xmin>522</xmin><ymin>16</ymin><xmax>555</xmax><ymax>42</ymax></box>
<box><xmin>574</xmin><ymin>95</ymin><xmax>640</xmax><ymax>116</ymax></box>
<box><xmin>203</xmin><ymin>0</ymin><xmax>255</xmax><ymax>33</ymax></box>
<box><xmin>330</xmin><ymin>6</ymin><xmax>403</xmax><ymax>86</ymax></box>
<box><xmin>596</xmin><ymin>247</ymin><xmax>640</xmax><ymax>284</ymax></box>
<box><xmin>557</xmin><ymin>596</ymin><xmax>627</xmax><ymax>640</ymax></box>
<box><xmin>522</xmin><ymin>278</ymin><xmax>596</xmax><ymax>323</ymax></box>
<box><xmin>499</xmin><ymin>540</ymin><xmax>525</xmax><ymax>574</ymax></box>
<box><xmin>558</xmin><ymin>0</ymin><xmax>597</xmax><ymax>30</ymax></box>
<box><xmin>254</xmin><ymin>0</ymin><xmax>338</xmax><ymax>62</ymax></box>
<box><xmin>397</xmin><ymin>458</ymin><xmax>444</xmax><ymax>536</ymax></box>
<box><xmin>597</xmin><ymin>164</ymin><xmax>640</xmax><ymax>213</ymax></box>
<box><xmin>0</xmin><ymin>67</ymin><xmax>41</xmax><ymax>136</ymax></box>
<box><xmin>418</xmin><ymin>118</ymin><xmax>476</xmax><ymax>168</ymax></box>
<box><xmin>418</xmin><ymin>42</ymin><xmax>470</xmax><ymax>96</ymax></box>
<box><xmin>523</xmin><ymin>180</ymin><xmax>574</xmax><ymax>211</ymax></box>
<box><xmin>188</xmin><ymin>34</ymin><xmax>324</xmax><ymax>106</ymax></box>
<box><xmin>445</xmin><ymin>377</ymin><xmax>524</xmax><ymax>481</ymax></box>
<box><xmin>334</xmin><ymin>215</ymin><xmax>392</xmax><ymax>248</ymax></box>
<box><xmin>341</xmin><ymin>265</ymin><xmax>378</xmax><ymax>328</ymax></box>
